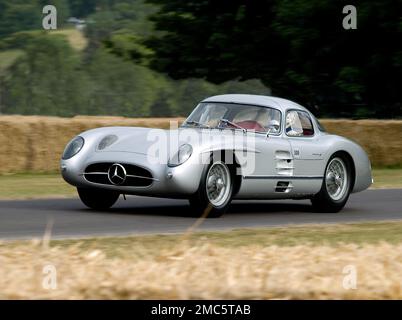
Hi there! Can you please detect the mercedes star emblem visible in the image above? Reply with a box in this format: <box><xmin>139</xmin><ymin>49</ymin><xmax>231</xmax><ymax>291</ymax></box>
<box><xmin>108</xmin><ymin>163</ymin><xmax>127</xmax><ymax>185</ymax></box>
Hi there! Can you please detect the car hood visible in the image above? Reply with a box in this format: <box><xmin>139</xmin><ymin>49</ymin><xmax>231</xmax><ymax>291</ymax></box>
<box><xmin>86</xmin><ymin>127</ymin><xmax>168</xmax><ymax>155</ymax></box>
<box><xmin>81</xmin><ymin>126</ymin><xmax>259</xmax><ymax>160</ymax></box>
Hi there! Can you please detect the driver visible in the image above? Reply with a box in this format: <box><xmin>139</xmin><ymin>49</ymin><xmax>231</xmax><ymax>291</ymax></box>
<box><xmin>286</xmin><ymin>111</ymin><xmax>303</xmax><ymax>136</ymax></box>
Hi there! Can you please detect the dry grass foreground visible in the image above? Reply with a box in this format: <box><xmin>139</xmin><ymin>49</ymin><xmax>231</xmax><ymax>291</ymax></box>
<box><xmin>1</xmin><ymin>240</ymin><xmax>402</xmax><ymax>299</ymax></box>
<box><xmin>0</xmin><ymin>116</ymin><xmax>401</xmax><ymax>173</ymax></box>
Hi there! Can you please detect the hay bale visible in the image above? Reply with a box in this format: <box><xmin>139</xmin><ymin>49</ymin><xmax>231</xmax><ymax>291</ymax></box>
<box><xmin>321</xmin><ymin>119</ymin><xmax>402</xmax><ymax>167</ymax></box>
<box><xmin>0</xmin><ymin>116</ymin><xmax>400</xmax><ymax>173</ymax></box>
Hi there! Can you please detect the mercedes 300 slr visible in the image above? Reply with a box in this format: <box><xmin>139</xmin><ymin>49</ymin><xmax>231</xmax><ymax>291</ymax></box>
<box><xmin>61</xmin><ymin>94</ymin><xmax>372</xmax><ymax>217</ymax></box>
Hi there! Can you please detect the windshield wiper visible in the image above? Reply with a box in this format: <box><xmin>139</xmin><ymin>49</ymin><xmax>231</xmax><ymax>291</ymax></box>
<box><xmin>218</xmin><ymin>119</ymin><xmax>247</xmax><ymax>132</ymax></box>
<box><xmin>184</xmin><ymin>120</ymin><xmax>211</xmax><ymax>128</ymax></box>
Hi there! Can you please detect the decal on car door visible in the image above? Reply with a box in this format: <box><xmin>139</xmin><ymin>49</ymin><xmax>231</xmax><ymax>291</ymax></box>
<box><xmin>293</xmin><ymin>148</ymin><xmax>301</xmax><ymax>159</ymax></box>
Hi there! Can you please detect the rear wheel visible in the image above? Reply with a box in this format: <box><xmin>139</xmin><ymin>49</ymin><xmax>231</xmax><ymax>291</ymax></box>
<box><xmin>189</xmin><ymin>160</ymin><xmax>233</xmax><ymax>218</ymax></box>
<box><xmin>77</xmin><ymin>187</ymin><xmax>119</xmax><ymax>210</ymax></box>
<box><xmin>311</xmin><ymin>154</ymin><xmax>352</xmax><ymax>213</ymax></box>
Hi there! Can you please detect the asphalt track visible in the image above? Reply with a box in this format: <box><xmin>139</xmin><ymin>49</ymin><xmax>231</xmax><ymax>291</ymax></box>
<box><xmin>0</xmin><ymin>189</ymin><xmax>401</xmax><ymax>240</ymax></box>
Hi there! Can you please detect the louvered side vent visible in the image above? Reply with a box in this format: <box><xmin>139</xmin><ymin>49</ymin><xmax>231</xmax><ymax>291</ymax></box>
<box><xmin>275</xmin><ymin>181</ymin><xmax>293</xmax><ymax>193</ymax></box>
<box><xmin>275</xmin><ymin>150</ymin><xmax>294</xmax><ymax>176</ymax></box>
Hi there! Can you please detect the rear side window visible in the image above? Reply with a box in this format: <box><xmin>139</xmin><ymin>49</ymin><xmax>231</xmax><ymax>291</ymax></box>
<box><xmin>285</xmin><ymin>110</ymin><xmax>315</xmax><ymax>137</ymax></box>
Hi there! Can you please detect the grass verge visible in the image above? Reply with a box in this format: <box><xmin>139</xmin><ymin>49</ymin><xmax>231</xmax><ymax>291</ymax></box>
<box><xmin>371</xmin><ymin>168</ymin><xmax>402</xmax><ymax>189</ymax></box>
<box><xmin>0</xmin><ymin>173</ymin><xmax>76</xmax><ymax>200</ymax></box>
<box><xmin>49</xmin><ymin>220</ymin><xmax>402</xmax><ymax>257</ymax></box>
<box><xmin>1</xmin><ymin>221</ymin><xmax>402</xmax><ymax>299</ymax></box>
<box><xmin>0</xmin><ymin>168</ymin><xmax>401</xmax><ymax>200</ymax></box>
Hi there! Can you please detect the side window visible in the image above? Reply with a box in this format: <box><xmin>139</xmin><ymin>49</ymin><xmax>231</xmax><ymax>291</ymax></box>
<box><xmin>232</xmin><ymin>106</ymin><xmax>281</xmax><ymax>133</ymax></box>
<box><xmin>286</xmin><ymin>111</ymin><xmax>314</xmax><ymax>137</ymax></box>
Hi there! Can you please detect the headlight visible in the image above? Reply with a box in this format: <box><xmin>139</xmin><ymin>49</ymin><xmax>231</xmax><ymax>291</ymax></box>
<box><xmin>168</xmin><ymin>144</ymin><xmax>193</xmax><ymax>167</ymax></box>
<box><xmin>97</xmin><ymin>135</ymin><xmax>118</xmax><ymax>150</ymax></box>
<box><xmin>62</xmin><ymin>136</ymin><xmax>84</xmax><ymax>160</ymax></box>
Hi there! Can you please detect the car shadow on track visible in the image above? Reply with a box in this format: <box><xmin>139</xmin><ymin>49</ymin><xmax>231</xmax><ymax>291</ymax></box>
<box><xmin>89</xmin><ymin>201</ymin><xmax>320</xmax><ymax>218</ymax></box>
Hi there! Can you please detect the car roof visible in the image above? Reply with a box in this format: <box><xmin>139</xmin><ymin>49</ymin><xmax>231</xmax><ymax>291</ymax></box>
<box><xmin>202</xmin><ymin>94</ymin><xmax>309</xmax><ymax>113</ymax></box>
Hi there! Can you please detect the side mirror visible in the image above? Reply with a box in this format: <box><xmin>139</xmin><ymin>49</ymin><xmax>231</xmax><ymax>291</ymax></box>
<box><xmin>266</xmin><ymin>120</ymin><xmax>280</xmax><ymax>137</ymax></box>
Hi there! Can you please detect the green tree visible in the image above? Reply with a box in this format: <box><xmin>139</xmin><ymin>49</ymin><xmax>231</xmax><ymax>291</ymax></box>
<box><xmin>149</xmin><ymin>85</ymin><xmax>173</xmax><ymax>116</ymax></box>
<box><xmin>0</xmin><ymin>0</ymin><xmax>42</xmax><ymax>37</ymax></box>
<box><xmin>145</xmin><ymin>0</ymin><xmax>402</xmax><ymax>118</ymax></box>
<box><xmin>67</xmin><ymin>0</ymin><xmax>97</xmax><ymax>18</ymax></box>
<box><xmin>2</xmin><ymin>34</ymin><xmax>89</xmax><ymax>116</ymax></box>
<box><xmin>171</xmin><ymin>79</ymin><xmax>219</xmax><ymax>116</ymax></box>
<box><xmin>84</xmin><ymin>48</ymin><xmax>161</xmax><ymax>116</ymax></box>
<box><xmin>84</xmin><ymin>0</ymin><xmax>157</xmax><ymax>60</ymax></box>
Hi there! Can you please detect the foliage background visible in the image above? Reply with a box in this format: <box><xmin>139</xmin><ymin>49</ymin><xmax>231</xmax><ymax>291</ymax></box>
<box><xmin>0</xmin><ymin>0</ymin><xmax>270</xmax><ymax>117</ymax></box>
<box><xmin>0</xmin><ymin>0</ymin><xmax>400</xmax><ymax>118</ymax></box>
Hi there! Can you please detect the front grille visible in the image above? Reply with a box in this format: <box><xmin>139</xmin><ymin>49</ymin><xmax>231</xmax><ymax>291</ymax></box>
<box><xmin>84</xmin><ymin>162</ymin><xmax>154</xmax><ymax>187</ymax></box>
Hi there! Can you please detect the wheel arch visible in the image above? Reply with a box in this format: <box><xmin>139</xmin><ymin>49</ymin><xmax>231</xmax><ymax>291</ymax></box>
<box><xmin>209</xmin><ymin>149</ymin><xmax>242</xmax><ymax>196</ymax></box>
<box><xmin>328</xmin><ymin>150</ymin><xmax>356</xmax><ymax>191</ymax></box>
<box><xmin>320</xmin><ymin>134</ymin><xmax>372</xmax><ymax>193</ymax></box>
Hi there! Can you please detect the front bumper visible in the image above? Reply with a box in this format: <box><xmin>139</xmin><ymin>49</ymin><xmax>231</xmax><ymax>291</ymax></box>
<box><xmin>61</xmin><ymin>151</ymin><xmax>204</xmax><ymax>198</ymax></box>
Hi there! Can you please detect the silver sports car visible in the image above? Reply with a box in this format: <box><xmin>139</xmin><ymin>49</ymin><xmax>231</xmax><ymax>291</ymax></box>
<box><xmin>61</xmin><ymin>94</ymin><xmax>372</xmax><ymax>217</ymax></box>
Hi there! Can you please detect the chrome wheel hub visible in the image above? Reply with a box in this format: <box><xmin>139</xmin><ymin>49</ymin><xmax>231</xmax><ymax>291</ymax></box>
<box><xmin>206</xmin><ymin>162</ymin><xmax>231</xmax><ymax>207</ymax></box>
<box><xmin>325</xmin><ymin>157</ymin><xmax>348</xmax><ymax>201</ymax></box>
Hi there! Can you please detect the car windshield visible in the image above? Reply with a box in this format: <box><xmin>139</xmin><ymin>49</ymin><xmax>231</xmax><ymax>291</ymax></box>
<box><xmin>182</xmin><ymin>102</ymin><xmax>281</xmax><ymax>133</ymax></box>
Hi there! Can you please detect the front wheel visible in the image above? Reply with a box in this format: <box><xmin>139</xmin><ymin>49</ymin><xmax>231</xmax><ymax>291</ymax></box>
<box><xmin>311</xmin><ymin>155</ymin><xmax>352</xmax><ymax>213</ymax></box>
<box><xmin>189</xmin><ymin>161</ymin><xmax>234</xmax><ymax>218</ymax></box>
<box><xmin>77</xmin><ymin>187</ymin><xmax>119</xmax><ymax>210</ymax></box>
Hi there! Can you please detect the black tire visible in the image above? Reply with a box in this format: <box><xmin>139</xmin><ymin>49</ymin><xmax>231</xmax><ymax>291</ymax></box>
<box><xmin>77</xmin><ymin>187</ymin><xmax>119</xmax><ymax>210</ymax></box>
<box><xmin>311</xmin><ymin>153</ymin><xmax>352</xmax><ymax>213</ymax></box>
<box><xmin>189</xmin><ymin>160</ymin><xmax>234</xmax><ymax>218</ymax></box>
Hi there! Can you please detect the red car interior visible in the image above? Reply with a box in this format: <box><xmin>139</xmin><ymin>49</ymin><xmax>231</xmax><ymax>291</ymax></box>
<box><xmin>234</xmin><ymin>120</ymin><xmax>266</xmax><ymax>132</ymax></box>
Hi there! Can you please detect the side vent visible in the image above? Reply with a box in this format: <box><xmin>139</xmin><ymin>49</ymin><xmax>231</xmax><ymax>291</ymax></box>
<box><xmin>275</xmin><ymin>150</ymin><xmax>294</xmax><ymax>176</ymax></box>
<box><xmin>275</xmin><ymin>181</ymin><xmax>293</xmax><ymax>193</ymax></box>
